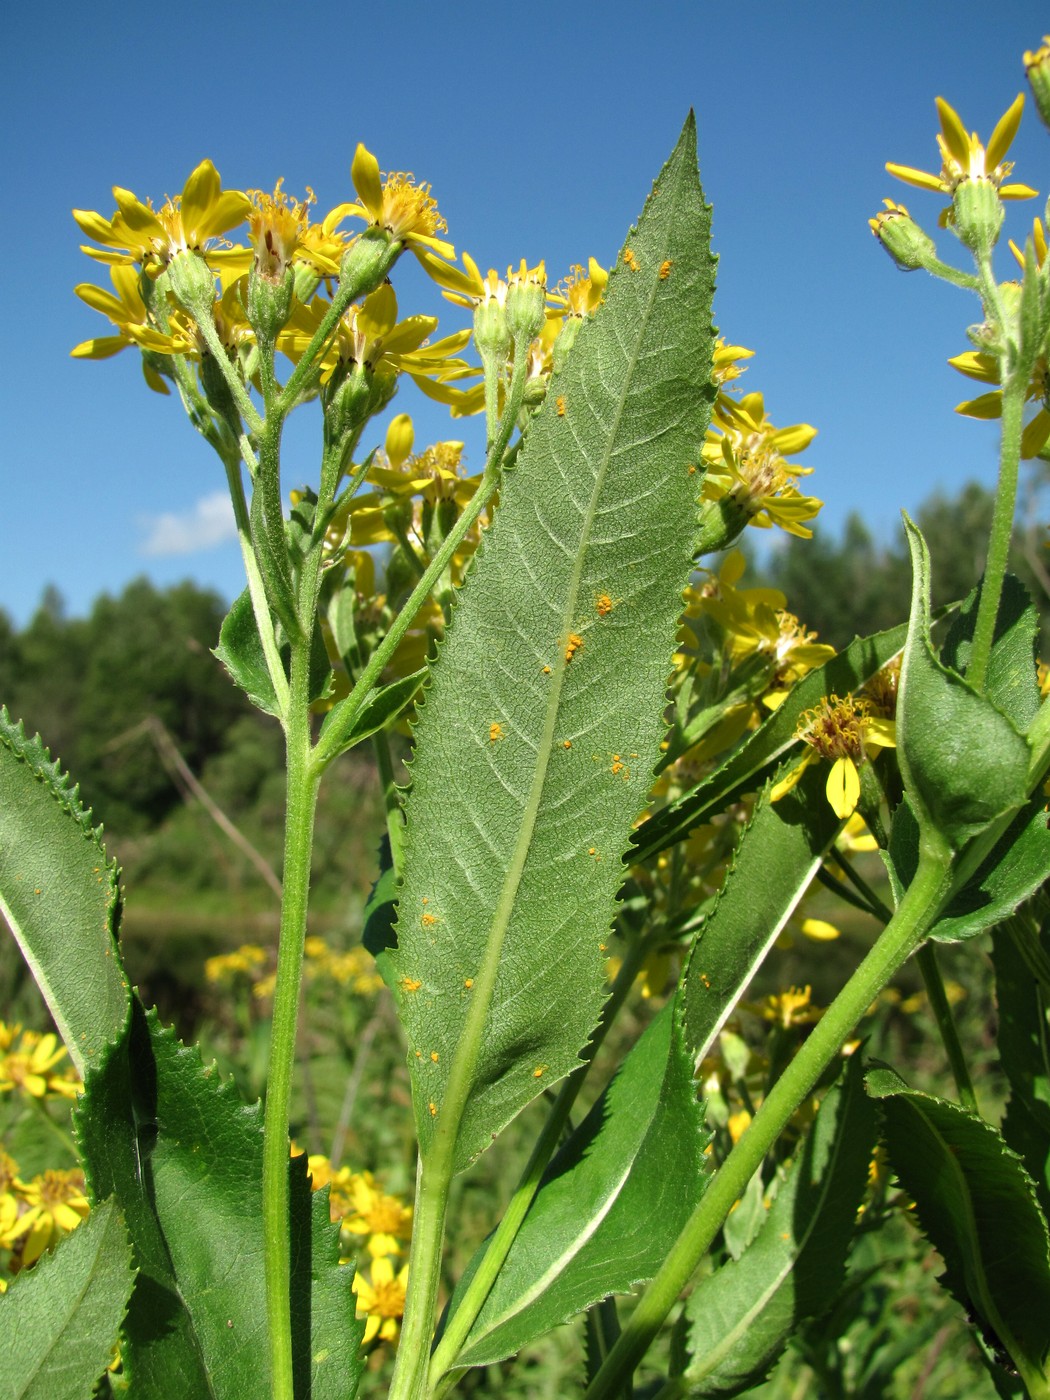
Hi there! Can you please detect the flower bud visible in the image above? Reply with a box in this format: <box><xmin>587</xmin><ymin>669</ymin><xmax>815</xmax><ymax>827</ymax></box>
<box><xmin>339</xmin><ymin>228</ymin><xmax>399</xmax><ymax>302</ymax></box>
<box><xmin>868</xmin><ymin>201</ymin><xmax>937</xmax><ymax>271</ymax></box>
<box><xmin>473</xmin><ymin>282</ymin><xmax>511</xmax><ymax>363</ymax></box>
<box><xmin>694</xmin><ymin>496</ymin><xmax>750</xmax><ymax>557</ymax></box>
<box><xmin>951</xmin><ymin>177</ymin><xmax>1005</xmax><ymax>256</ymax></box>
<box><xmin>166</xmin><ymin>250</ymin><xmax>218</xmax><ymax>320</ymax></box>
<box><xmin>247</xmin><ymin>262</ymin><xmax>295</xmax><ymax>345</ymax></box>
<box><xmin>505</xmin><ymin>260</ymin><xmax>547</xmax><ymax>344</ymax></box>
<box><xmin>1025</xmin><ymin>37</ymin><xmax>1050</xmax><ymax>133</ymax></box>
<box><xmin>551</xmin><ymin>316</ymin><xmax>582</xmax><ymax>374</ymax></box>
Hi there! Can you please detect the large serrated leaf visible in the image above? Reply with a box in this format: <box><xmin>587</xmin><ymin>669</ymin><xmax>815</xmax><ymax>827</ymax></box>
<box><xmin>679</xmin><ymin>765</ymin><xmax>842</xmax><ymax>1064</ymax></box>
<box><xmin>0</xmin><ymin>709</ymin><xmax>130</xmax><ymax>1076</ymax></box>
<box><xmin>0</xmin><ymin>1197</ymin><xmax>134</xmax><ymax>1400</ymax></box>
<box><xmin>443</xmin><ymin>1001</ymin><xmax>707</xmax><ymax>1369</ymax></box>
<box><xmin>74</xmin><ymin>1000</ymin><xmax>362</xmax><ymax>1400</ymax></box>
<box><xmin>632</xmin><ymin>622</ymin><xmax>908</xmax><ymax>864</ymax></box>
<box><xmin>388</xmin><ymin>116</ymin><xmax>718</xmax><ymax>1172</ymax></box>
<box><xmin>898</xmin><ymin>520</ymin><xmax>1030</xmax><ymax>851</ymax></box>
<box><xmin>868</xmin><ymin>1063</ymin><xmax>1050</xmax><ymax>1386</ymax></box>
<box><xmin>677</xmin><ymin>1055</ymin><xmax>875</xmax><ymax>1396</ymax></box>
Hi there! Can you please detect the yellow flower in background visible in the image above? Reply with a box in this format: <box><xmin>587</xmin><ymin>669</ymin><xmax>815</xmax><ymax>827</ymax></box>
<box><xmin>343</xmin><ymin>1171</ymin><xmax>413</xmax><ymax>1258</ymax></box>
<box><xmin>353</xmin><ymin>1255</ymin><xmax>409</xmax><ymax>1344</ymax></box>
<box><xmin>753</xmin><ymin>985</ymin><xmax>824</xmax><ymax>1030</ymax></box>
<box><xmin>204</xmin><ymin>943</ymin><xmax>269</xmax><ymax>986</ymax></box>
<box><xmin>15</xmin><ymin>1169</ymin><xmax>90</xmax><ymax>1266</ymax></box>
<box><xmin>547</xmin><ymin>258</ymin><xmax>609</xmax><ymax>319</ymax></box>
<box><xmin>949</xmin><ymin>323</ymin><xmax>1050</xmax><ymax>461</ymax></box>
<box><xmin>72</xmin><ymin>264</ymin><xmax>196</xmax><ymax>371</ymax></box>
<box><xmin>0</xmin><ymin>1030</ymin><xmax>72</xmax><ymax>1100</ymax></box>
<box><xmin>74</xmin><ymin>160</ymin><xmax>251</xmax><ymax>275</ymax></box>
<box><xmin>885</xmin><ymin>94</ymin><xmax>1037</xmax><ymax>223</ymax></box>
<box><xmin>771</xmin><ymin>693</ymin><xmax>896</xmax><ymax>820</ymax></box>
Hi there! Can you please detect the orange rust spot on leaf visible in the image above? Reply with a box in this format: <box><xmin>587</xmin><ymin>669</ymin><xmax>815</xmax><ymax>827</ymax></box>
<box><xmin>429</xmin><ymin>1102</ymin><xmax>437</xmax><ymax>1116</ymax></box>
<box><xmin>430</xmin><ymin>1051</ymin><xmax>439</xmax><ymax>1062</ymax></box>
<box><xmin>421</xmin><ymin>912</ymin><xmax>438</xmax><ymax>928</ymax></box>
<box><xmin>595</xmin><ymin>592</ymin><xmax>614</xmax><ymax>616</ymax></box>
<box><xmin>464</xmin><ymin>978</ymin><xmax>474</xmax><ymax>989</ymax></box>
<box><xmin>400</xmin><ymin>976</ymin><xmax>423</xmax><ymax>993</ymax></box>
<box><xmin>556</xmin><ymin>395</ymin><xmax>567</xmax><ymax>416</ymax></box>
<box><xmin>659</xmin><ymin>259</ymin><xmax>673</xmax><ymax>280</ymax></box>
<box><xmin>489</xmin><ymin>722</ymin><xmax>505</xmax><ymax>742</ymax></box>
<box><xmin>624</xmin><ymin>248</ymin><xmax>640</xmax><ymax>271</ymax></box>
<box><xmin>533</xmin><ymin>1065</ymin><xmax>547</xmax><ymax>1078</ymax></box>
<box><xmin>563</xmin><ymin>740</ymin><xmax>572</xmax><ymax>750</ymax></box>
<box><xmin>565</xmin><ymin>633</ymin><xmax>584</xmax><ymax>662</ymax></box>
<box><xmin>542</xmin><ymin>665</ymin><xmax>551</xmax><ymax>675</ymax></box>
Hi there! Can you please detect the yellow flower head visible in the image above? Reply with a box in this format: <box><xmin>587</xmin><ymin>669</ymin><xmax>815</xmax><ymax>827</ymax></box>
<box><xmin>15</xmin><ymin>1169</ymin><xmax>89</xmax><ymax>1265</ymax></box>
<box><xmin>353</xmin><ymin>1254</ymin><xmax>410</xmax><ymax>1344</ymax></box>
<box><xmin>325</xmin><ymin>144</ymin><xmax>455</xmax><ymax>277</ymax></box>
<box><xmin>74</xmin><ymin>160</ymin><xmax>251</xmax><ymax>275</ymax></box>
<box><xmin>771</xmin><ymin>693</ymin><xmax>896</xmax><ymax>820</ymax></box>
<box><xmin>245</xmin><ymin>180</ymin><xmax>346</xmax><ymax>283</ymax></box>
<box><xmin>886</xmin><ymin>94</ymin><xmax>1037</xmax><ymax>225</ymax></box>
<box><xmin>0</xmin><ymin>1031</ymin><xmax>70</xmax><ymax>1099</ymax></box>
<box><xmin>702</xmin><ymin>391</ymin><xmax>822</xmax><ymax>538</ymax></box>
<box><xmin>343</xmin><ymin>1171</ymin><xmax>413</xmax><ymax>1258</ymax></box>
<box><xmin>548</xmin><ymin>258</ymin><xmax>609</xmax><ymax>319</ymax></box>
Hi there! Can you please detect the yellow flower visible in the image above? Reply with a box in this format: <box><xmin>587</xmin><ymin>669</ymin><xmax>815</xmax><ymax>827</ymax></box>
<box><xmin>0</xmin><ymin>1031</ymin><xmax>69</xmax><ymax>1099</ymax></box>
<box><xmin>702</xmin><ymin>391</ymin><xmax>822</xmax><ymax>538</ymax></box>
<box><xmin>886</xmin><ymin>94</ymin><xmax>1037</xmax><ymax>225</ymax></box>
<box><xmin>343</xmin><ymin>1172</ymin><xmax>413</xmax><ymax>1258</ymax></box>
<box><xmin>754</xmin><ymin>985</ymin><xmax>824</xmax><ymax>1030</ymax></box>
<box><xmin>15</xmin><ymin>1169</ymin><xmax>89</xmax><ymax>1265</ymax></box>
<box><xmin>353</xmin><ymin>1255</ymin><xmax>409</xmax><ymax>1343</ymax></box>
<box><xmin>204</xmin><ymin>943</ymin><xmax>269</xmax><ymax>985</ymax></box>
<box><xmin>771</xmin><ymin>693</ymin><xmax>896</xmax><ymax>820</ymax></box>
<box><xmin>546</xmin><ymin>258</ymin><xmax>609</xmax><ymax>319</ymax></box>
<box><xmin>247</xmin><ymin>181</ymin><xmax>343</xmax><ymax>282</ymax></box>
<box><xmin>279</xmin><ymin>282</ymin><xmax>473</xmax><ymax>400</ymax></box>
<box><xmin>948</xmin><ymin>242</ymin><xmax>1050</xmax><ymax>458</ymax></box>
<box><xmin>326</xmin><ymin>144</ymin><xmax>455</xmax><ymax>275</ymax></box>
<box><xmin>74</xmin><ymin>160</ymin><xmax>250</xmax><ymax>275</ymax></box>
<box><xmin>71</xmin><ymin>264</ymin><xmax>197</xmax><ymax>385</ymax></box>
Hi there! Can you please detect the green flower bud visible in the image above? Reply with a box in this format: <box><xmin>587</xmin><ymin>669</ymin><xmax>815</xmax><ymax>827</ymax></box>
<box><xmin>473</xmin><ymin>286</ymin><xmax>511</xmax><ymax>363</ymax></box>
<box><xmin>505</xmin><ymin>260</ymin><xmax>547</xmax><ymax>344</ymax></box>
<box><xmin>551</xmin><ymin>316</ymin><xmax>582</xmax><ymax>374</ymax></box>
<box><xmin>166</xmin><ymin>249</ymin><xmax>218</xmax><ymax>320</ymax></box>
<box><xmin>694</xmin><ymin>495</ymin><xmax>749</xmax><ymax>557</ymax></box>
<box><xmin>868</xmin><ymin>201</ymin><xmax>937</xmax><ymax>271</ymax></box>
<box><xmin>951</xmin><ymin>177</ymin><xmax>1004</xmax><ymax>256</ymax></box>
<box><xmin>1025</xmin><ymin>37</ymin><xmax>1050</xmax><ymax>133</ymax></box>
<box><xmin>247</xmin><ymin>261</ymin><xmax>295</xmax><ymax>344</ymax></box>
<box><xmin>339</xmin><ymin>228</ymin><xmax>400</xmax><ymax>302</ymax></box>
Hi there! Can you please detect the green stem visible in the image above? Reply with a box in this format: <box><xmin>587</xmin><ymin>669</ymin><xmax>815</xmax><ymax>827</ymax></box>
<box><xmin>916</xmin><ymin>942</ymin><xmax>979</xmax><ymax>1113</ymax></box>
<box><xmin>371</xmin><ymin>728</ymin><xmax>406</xmax><ymax>877</ymax></box>
<box><xmin>261</xmin><ymin>635</ymin><xmax>323</xmax><ymax>1400</ymax></box>
<box><xmin>193</xmin><ymin>311</ymin><xmax>265</xmax><ymax>436</ymax></box>
<box><xmin>968</xmin><ymin>373</ymin><xmax>1025</xmax><ymax>694</ymax></box>
<box><xmin>581</xmin><ymin>844</ymin><xmax>954</xmax><ymax>1400</ymax></box>
<box><xmin>427</xmin><ymin>936</ymin><xmax>654</xmax><ymax>1391</ymax></box>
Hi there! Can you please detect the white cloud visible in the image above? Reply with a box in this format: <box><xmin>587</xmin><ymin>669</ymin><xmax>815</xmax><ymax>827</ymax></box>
<box><xmin>138</xmin><ymin>492</ymin><xmax>238</xmax><ymax>557</ymax></box>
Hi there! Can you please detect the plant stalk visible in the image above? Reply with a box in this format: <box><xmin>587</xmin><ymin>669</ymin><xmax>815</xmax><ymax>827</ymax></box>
<box><xmin>581</xmin><ymin>844</ymin><xmax>954</xmax><ymax>1400</ymax></box>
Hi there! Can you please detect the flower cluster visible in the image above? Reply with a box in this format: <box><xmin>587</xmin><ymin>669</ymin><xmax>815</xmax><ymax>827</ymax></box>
<box><xmin>205</xmin><ymin>938</ymin><xmax>384</xmax><ymax>1002</ymax></box>
<box><xmin>0</xmin><ymin>1022</ymin><xmax>81</xmax><ymax>1101</ymax></box>
<box><xmin>0</xmin><ymin>1147</ymin><xmax>89</xmax><ymax>1280</ymax></box>
<box><xmin>302</xmin><ymin>1152</ymin><xmax>412</xmax><ymax>1345</ymax></box>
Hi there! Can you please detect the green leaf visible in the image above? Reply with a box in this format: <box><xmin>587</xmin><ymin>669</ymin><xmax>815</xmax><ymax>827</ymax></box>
<box><xmin>388</xmin><ymin>115</ymin><xmax>718</xmax><ymax>1172</ymax></box>
<box><xmin>928</xmin><ymin>795</ymin><xmax>1050</xmax><ymax>942</ymax></box>
<box><xmin>0</xmin><ymin>710</ymin><xmax>130</xmax><ymax>1077</ymax></box>
<box><xmin>677</xmin><ymin>1056</ymin><xmax>875</xmax><ymax>1396</ymax></box>
<box><xmin>215</xmin><ymin>588</ymin><xmax>334</xmax><ymax>719</ymax></box>
<box><xmin>318</xmin><ymin>668</ymin><xmax>425</xmax><ymax>759</ymax></box>
<box><xmin>993</xmin><ymin>917</ymin><xmax>1050</xmax><ymax>1223</ymax></box>
<box><xmin>444</xmin><ymin>1001</ymin><xmax>708</xmax><ymax>1369</ymax></box>
<box><xmin>941</xmin><ymin>574</ymin><xmax>1041</xmax><ymax>733</ymax></box>
<box><xmin>897</xmin><ymin>518</ymin><xmax>1030</xmax><ymax>851</ymax></box>
<box><xmin>632</xmin><ymin>622</ymin><xmax>909</xmax><ymax>864</ymax></box>
<box><xmin>868</xmin><ymin>1063</ymin><xmax>1050</xmax><ymax>1386</ymax></box>
<box><xmin>0</xmin><ymin>1198</ymin><xmax>134</xmax><ymax>1400</ymax></box>
<box><xmin>214</xmin><ymin>588</ymin><xmax>283</xmax><ymax>717</ymax></box>
<box><xmin>679</xmin><ymin>766</ymin><xmax>842</xmax><ymax>1064</ymax></box>
<box><xmin>74</xmin><ymin>1000</ymin><xmax>362</xmax><ymax>1400</ymax></box>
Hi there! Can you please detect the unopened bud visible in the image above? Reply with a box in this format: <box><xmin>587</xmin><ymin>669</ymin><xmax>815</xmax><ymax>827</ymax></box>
<box><xmin>166</xmin><ymin>250</ymin><xmax>218</xmax><ymax>320</ymax></box>
<box><xmin>552</xmin><ymin>316</ymin><xmax>583</xmax><ymax>374</ymax></box>
<box><xmin>505</xmin><ymin>260</ymin><xmax>547</xmax><ymax>344</ymax></box>
<box><xmin>868</xmin><ymin>201</ymin><xmax>937</xmax><ymax>271</ymax></box>
<box><xmin>247</xmin><ymin>262</ymin><xmax>295</xmax><ymax>345</ymax></box>
<box><xmin>339</xmin><ymin>228</ymin><xmax>399</xmax><ymax>302</ymax></box>
<box><xmin>1025</xmin><ymin>37</ymin><xmax>1050</xmax><ymax>133</ymax></box>
<box><xmin>951</xmin><ymin>177</ymin><xmax>1005</xmax><ymax>256</ymax></box>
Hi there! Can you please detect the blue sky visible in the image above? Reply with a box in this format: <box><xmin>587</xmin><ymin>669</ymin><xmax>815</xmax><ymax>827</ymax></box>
<box><xmin>2</xmin><ymin>0</ymin><xmax>1046</xmax><ymax>627</ymax></box>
